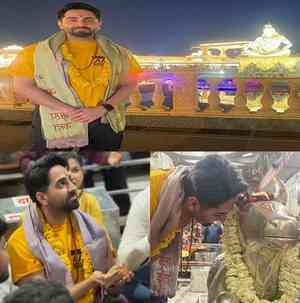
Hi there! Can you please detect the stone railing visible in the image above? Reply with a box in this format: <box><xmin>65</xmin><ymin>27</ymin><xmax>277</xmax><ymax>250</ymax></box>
<box><xmin>0</xmin><ymin>76</ymin><xmax>34</xmax><ymax>111</ymax></box>
<box><xmin>127</xmin><ymin>67</ymin><xmax>300</xmax><ymax>119</ymax></box>
<box><xmin>1</xmin><ymin>69</ymin><xmax>299</xmax><ymax>118</ymax></box>
<box><xmin>2</xmin><ymin>68</ymin><xmax>300</xmax><ymax>150</ymax></box>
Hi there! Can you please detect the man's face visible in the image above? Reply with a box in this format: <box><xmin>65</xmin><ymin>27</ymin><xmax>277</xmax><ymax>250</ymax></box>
<box><xmin>192</xmin><ymin>198</ymin><xmax>236</xmax><ymax>225</ymax></box>
<box><xmin>67</xmin><ymin>158</ymin><xmax>84</xmax><ymax>189</ymax></box>
<box><xmin>41</xmin><ymin>165</ymin><xmax>79</xmax><ymax>213</ymax></box>
<box><xmin>58</xmin><ymin>9</ymin><xmax>101</xmax><ymax>39</ymax></box>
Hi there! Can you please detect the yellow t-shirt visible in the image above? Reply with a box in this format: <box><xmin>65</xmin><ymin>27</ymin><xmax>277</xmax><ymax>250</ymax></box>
<box><xmin>7</xmin><ymin>216</ymin><xmax>97</xmax><ymax>303</ymax></box>
<box><xmin>8</xmin><ymin>40</ymin><xmax>142</xmax><ymax>107</ymax></box>
<box><xmin>150</xmin><ymin>169</ymin><xmax>180</xmax><ymax>257</ymax></box>
<box><xmin>7</xmin><ymin>211</ymin><xmax>113</xmax><ymax>303</ymax></box>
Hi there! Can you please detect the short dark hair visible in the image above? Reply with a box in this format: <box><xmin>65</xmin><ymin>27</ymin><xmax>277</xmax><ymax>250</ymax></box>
<box><xmin>183</xmin><ymin>154</ymin><xmax>248</xmax><ymax>208</ymax></box>
<box><xmin>24</xmin><ymin>153</ymin><xmax>67</xmax><ymax>204</ymax></box>
<box><xmin>57</xmin><ymin>2</ymin><xmax>101</xmax><ymax>20</ymax></box>
<box><xmin>3</xmin><ymin>280</ymin><xmax>74</xmax><ymax>303</ymax></box>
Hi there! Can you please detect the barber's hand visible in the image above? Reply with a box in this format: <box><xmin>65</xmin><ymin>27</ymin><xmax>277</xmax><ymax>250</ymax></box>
<box><xmin>68</xmin><ymin>107</ymin><xmax>106</xmax><ymax>123</ymax></box>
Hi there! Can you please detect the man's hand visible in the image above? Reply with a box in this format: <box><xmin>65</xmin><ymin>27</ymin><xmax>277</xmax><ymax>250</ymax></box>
<box><xmin>62</xmin><ymin>106</ymin><xmax>81</xmax><ymax>117</ymax></box>
<box><xmin>90</xmin><ymin>271</ymin><xmax>107</xmax><ymax>288</ymax></box>
<box><xmin>107</xmin><ymin>152</ymin><xmax>123</xmax><ymax>167</ymax></box>
<box><xmin>68</xmin><ymin>106</ymin><xmax>106</xmax><ymax>123</ymax></box>
<box><xmin>91</xmin><ymin>266</ymin><xmax>133</xmax><ymax>289</ymax></box>
<box><xmin>106</xmin><ymin>265</ymin><xmax>134</xmax><ymax>287</ymax></box>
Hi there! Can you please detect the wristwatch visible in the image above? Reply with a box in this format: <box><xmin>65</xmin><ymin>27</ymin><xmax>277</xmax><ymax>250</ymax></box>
<box><xmin>102</xmin><ymin>103</ymin><xmax>115</xmax><ymax>112</ymax></box>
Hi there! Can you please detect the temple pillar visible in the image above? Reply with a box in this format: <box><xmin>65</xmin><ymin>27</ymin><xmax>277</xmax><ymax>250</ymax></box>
<box><xmin>287</xmin><ymin>79</ymin><xmax>300</xmax><ymax>115</ymax></box>
<box><xmin>204</xmin><ymin>78</ymin><xmax>221</xmax><ymax>114</ymax></box>
<box><xmin>172</xmin><ymin>68</ymin><xmax>198</xmax><ymax>114</ymax></box>
<box><xmin>260</xmin><ymin>80</ymin><xmax>274</xmax><ymax>114</ymax></box>
<box><xmin>231</xmin><ymin>79</ymin><xmax>248</xmax><ymax>115</ymax></box>
<box><xmin>127</xmin><ymin>86</ymin><xmax>143</xmax><ymax>112</ymax></box>
<box><xmin>151</xmin><ymin>80</ymin><xmax>165</xmax><ymax>111</ymax></box>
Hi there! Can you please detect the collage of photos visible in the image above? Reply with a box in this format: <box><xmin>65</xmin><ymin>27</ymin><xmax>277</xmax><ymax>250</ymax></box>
<box><xmin>1</xmin><ymin>151</ymin><xmax>300</xmax><ymax>303</ymax></box>
<box><xmin>1</xmin><ymin>1</ymin><xmax>300</xmax><ymax>303</ymax></box>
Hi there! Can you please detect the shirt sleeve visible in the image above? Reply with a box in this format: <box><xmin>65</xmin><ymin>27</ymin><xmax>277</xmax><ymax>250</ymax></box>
<box><xmin>127</xmin><ymin>51</ymin><xmax>143</xmax><ymax>77</ymax></box>
<box><xmin>117</xmin><ymin>187</ymin><xmax>150</xmax><ymax>270</ymax></box>
<box><xmin>6</xmin><ymin>227</ymin><xmax>43</xmax><ymax>284</ymax></box>
<box><xmin>8</xmin><ymin>44</ymin><xmax>37</xmax><ymax>79</ymax></box>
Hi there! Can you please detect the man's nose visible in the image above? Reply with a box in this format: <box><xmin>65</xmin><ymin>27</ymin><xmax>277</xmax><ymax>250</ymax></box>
<box><xmin>77</xmin><ymin>19</ymin><xmax>88</xmax><ymax>27</ymax></box>
<box><xmin>67</xmin><ymin>177</ymin><xmax>77</xmax><ymax>192</ymax></box>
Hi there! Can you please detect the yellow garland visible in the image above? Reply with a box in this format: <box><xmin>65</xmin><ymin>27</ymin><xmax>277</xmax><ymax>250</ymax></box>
<box><xmin>223</xmin><ymin>208</ymin><xmax>300</xmax><ymax>303</ymax></box>
<box><xmin>43</xmin><ymin>218</ymin><xmax>96</xmax><ymax>303</ymax></box>
<box><xmin>151</xmin><ymin>228</ymin><xmax>179</xmax><ymax>258</ymax></box>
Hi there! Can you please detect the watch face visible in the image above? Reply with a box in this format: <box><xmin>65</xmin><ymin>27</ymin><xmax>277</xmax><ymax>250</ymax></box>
<box><xmin>104</xmin><ymin>104</ymin><xmax>114</xmax><ymax>112</ymax></box>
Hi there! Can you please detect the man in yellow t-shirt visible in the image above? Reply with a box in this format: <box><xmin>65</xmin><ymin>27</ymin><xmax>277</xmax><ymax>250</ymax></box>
<box><xmin>6</xmin><ymin>153</ymin><xmax>132</xmax><ymax>303</ymax></box>
<box><xmin>150</xmin><ymin>155</ymin><xmax>249</xmax><ymax>302</ymax></box>
<box><xmin>9</xmin><ymin>2</ymin><xmax>142</xmax><ymax>152</ymax></box>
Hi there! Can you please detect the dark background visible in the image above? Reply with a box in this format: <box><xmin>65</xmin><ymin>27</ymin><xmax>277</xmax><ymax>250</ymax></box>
<box><xmin>1</xmin><ymin>0</ymin><xmax>298</xmax><ymax>55</ymax></box>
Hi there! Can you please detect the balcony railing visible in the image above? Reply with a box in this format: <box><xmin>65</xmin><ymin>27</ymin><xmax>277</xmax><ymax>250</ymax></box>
<box><xmin>2</xmin><ymin>67</ymin><xmax>300</xmax><ymax>150</ymax></box>
<box><xmin>1</xmin><ymin>68</ymin><xmax>299</xmax><ymax>118</ymax></box>
<box><xmin>0</xmin><ymin>75</ymin><xmax>33</xmax><ymax>111</ymax></box>
<box><xmin>127</xmin><ymin>67</ymin><xmax>300</xmax><ymax>118</ymax></box>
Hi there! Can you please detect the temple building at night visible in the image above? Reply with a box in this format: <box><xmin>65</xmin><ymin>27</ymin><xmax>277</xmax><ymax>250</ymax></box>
<box><xmin>1</xmin><ymin>24</ymin><xmax>300</xmax><ymax>151</ymax></box>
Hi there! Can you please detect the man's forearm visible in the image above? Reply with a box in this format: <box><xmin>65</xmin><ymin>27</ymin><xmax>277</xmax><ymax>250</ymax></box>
<box><xmin>117</xmin><ymin>236</ymin><xmax>149</xmax><ymax>271</ymax></box>
<box><xmin>105</xmin><ymin>82</ymin><xmax>137</xmax><ymax>107</ymax></box>
<box><xmin>14</xmin><ymin>78</ymin><xmax>75</xmax><ymax>113</ymax></box>
<box><xmin>68</xmin><ymin>276</ymin><xmax>98</xmax><ymax>300</ymax></box>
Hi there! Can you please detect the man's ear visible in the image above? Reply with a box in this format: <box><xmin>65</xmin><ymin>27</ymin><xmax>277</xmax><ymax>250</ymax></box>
<box><xmin>35</xmin><ymin>192</ymin><xmax>48</xmax><ymax>207</ymax></box>
<box><xmin>57</xmin><ymin>20</ymin><xmax>63</xmax><ymax>30</ymax></box>
<box><xmin>98</xmin><ymin>19</ymin><xmax>103</xmax><ymax>30</ymax></box>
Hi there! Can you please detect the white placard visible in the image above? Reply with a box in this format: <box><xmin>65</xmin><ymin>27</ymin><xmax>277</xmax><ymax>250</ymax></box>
<box><xmin>4</xmin><ymin>213</ymin><xmax>21</xmax><ymax>224</ymax></box>
<box><xmin>12</xmin><ymin>195</ymin><xmax>32</xmax><ymax>208</ymax></box>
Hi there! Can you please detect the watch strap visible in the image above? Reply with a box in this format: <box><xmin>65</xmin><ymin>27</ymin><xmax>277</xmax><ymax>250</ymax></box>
<box><xmin>102</xmin><ymin>103</ymin><xmax>115</xmax><ymax>112</ymax></box>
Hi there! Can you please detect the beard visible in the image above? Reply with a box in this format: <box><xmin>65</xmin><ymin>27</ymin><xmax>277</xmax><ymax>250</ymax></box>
<box><xmin>69</xmin><ymin>27</ymin><xmax>95</xmax><ymax>38</ymax></box>
<box><xmin>63</xmin><ymin>192</ymin><xmax>80</xmax><ymax>213</ymax></box>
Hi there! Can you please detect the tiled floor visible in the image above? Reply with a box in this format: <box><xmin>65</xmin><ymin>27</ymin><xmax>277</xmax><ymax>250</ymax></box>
<box><xmin>169</xmin><ymin>285</ymin><xmax>208</xmax><ymax>303</ymax></box>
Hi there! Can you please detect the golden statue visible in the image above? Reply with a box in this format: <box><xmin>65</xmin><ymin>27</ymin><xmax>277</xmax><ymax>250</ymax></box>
<box><xmin>245</xmin><ymin>24</ymin><xmax>292</xmax><ymax>57</ymax></box>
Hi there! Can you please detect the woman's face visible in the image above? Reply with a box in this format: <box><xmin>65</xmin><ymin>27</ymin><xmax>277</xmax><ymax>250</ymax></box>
<box><xmin>67</xmin><ymin>158</ymin><xmax>84</xmax><ymax>189</ymax></box>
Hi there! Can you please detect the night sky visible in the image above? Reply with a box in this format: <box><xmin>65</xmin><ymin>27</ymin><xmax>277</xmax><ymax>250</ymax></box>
<box><xmin>0</xmin><ymin>0</ymin><xmax>299</xmax><ymax>56</ymax></box>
